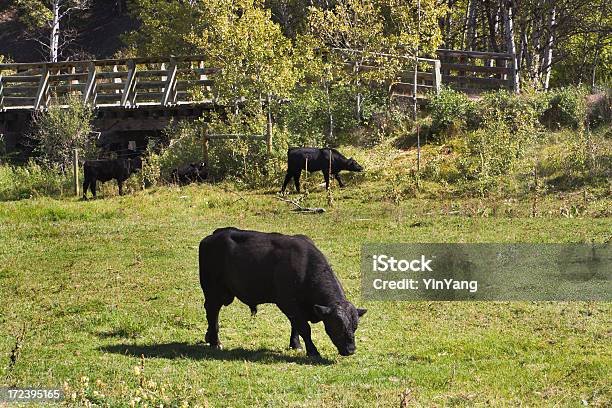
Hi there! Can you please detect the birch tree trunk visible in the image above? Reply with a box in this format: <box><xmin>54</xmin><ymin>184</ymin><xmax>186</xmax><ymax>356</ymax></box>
<box><xmin>541</xmin><ymin>7</ymin><xmax>556</xmax><ymax>90</ymax></box>
<box><xmin>503</xmin><ymin>0</ymin><xmax>519</xmax><ymax>92</ymax></box>
<box><xmin>50</xmin><ymin>0</ymin><xmax>60</xmax><ymax>62</ymax></box>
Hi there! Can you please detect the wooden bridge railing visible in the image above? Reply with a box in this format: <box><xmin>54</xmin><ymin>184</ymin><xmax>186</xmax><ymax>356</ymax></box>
<box><xmin>0</xmin><ymin>56</ymin><xmax>219</xmax><ymax>111</ymax></box>
<box><xmin>332</xmin><ymin>48</ymin><xmax>442</xmax><ymax>100</ymax></box>
<box><xmin>436</xmin><ymin>49</ymin><xmax>517</xmax><ymax>94</ymax></box>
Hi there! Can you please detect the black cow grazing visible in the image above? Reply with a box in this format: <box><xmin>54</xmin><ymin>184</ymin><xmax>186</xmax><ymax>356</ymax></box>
<box><xmin>171</xmin><ymin>162</ymin><xmax>207</xmax><ymax>185</ymax></box>
<box><xmin>199</xmin><ymin>227</ymin><xmax>367</xmax><ymax>357</ymax></box>
<box><xmin>82</xmin><ymin>157</ymin><xmax>142</xmax><ymax>199</ymax></box>
<box><xmin>281</xmin><ymin>147</ymin><xmax>363</xmax><ymax>193</ymax></box>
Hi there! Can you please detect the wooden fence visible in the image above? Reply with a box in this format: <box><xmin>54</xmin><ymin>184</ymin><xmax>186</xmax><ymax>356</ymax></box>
<box><xmin>0</xmin><ymin>56</ymin><xmax>219</xmax><ymax>111</ymax></box>
<box><xmin>387</xmin><ymin>58</ymin><xmax>442</xmax><ymax>100</ymax></box>
<box><xmin>436</xmin><ymin>49</ymin><xmax>517</xmax><ymax>94</ymax></box>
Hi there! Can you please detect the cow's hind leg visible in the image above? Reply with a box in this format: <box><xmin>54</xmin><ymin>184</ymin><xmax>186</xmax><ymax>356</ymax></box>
<box><xmin>289</xmin><ymin>321</ymin><xmax>302</xmax><ymax>350</ymax></box>
<box><xmin>293</xmin><ymin>172</ymin><xmax>301</xmax><ymax>193</ymax></box>
<box><xmin>82</xmin><ymin>178</ymin><xmax>90</xmax><ymax>200</ymax></box>
<box><xmin>91</xmin><ymin>180</ymin><xmax>97</xmax><ymax>199</ymax></box>
<box><xmin>204</xmin><ymin>299</ymin><xmax>224</xmax><ymax>349</ymax></box>
<box><xmin>117</xmin><ymin>179</ymin><xmax>124</xmax><ymax>196</ymax></box>
<box><xmin>281</xmin><ymin>172</ymin><xmax>292</xmax><ymax>193</ymax></box>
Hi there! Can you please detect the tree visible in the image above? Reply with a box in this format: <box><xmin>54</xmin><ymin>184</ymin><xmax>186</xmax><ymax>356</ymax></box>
<box><xmin>127</xmin><ymin>0</ymin><xmax>300</xmax><ymax>123</ymax></box>
<box><xmin>14</xmin><ymin>0</ymin><xmax>90</xmax><ymax>62</ymax></box>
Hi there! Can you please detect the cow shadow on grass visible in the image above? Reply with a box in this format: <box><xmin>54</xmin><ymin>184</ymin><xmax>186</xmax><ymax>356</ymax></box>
<box><xmin>99</xmin><ymin>342</ymin><xmax>333</xmax><ymax>366</ymax></box>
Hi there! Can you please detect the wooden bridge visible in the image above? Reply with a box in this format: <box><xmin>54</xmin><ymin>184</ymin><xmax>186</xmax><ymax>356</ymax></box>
<box><xmin>0</xmin><ymin>56</ymin><xmax>217</xmax><ymax>111</ymax></box>
<box><xmin>0</xmin><ymin>56</ymin><xmax>222</xmax><ymax>156</ymax></box>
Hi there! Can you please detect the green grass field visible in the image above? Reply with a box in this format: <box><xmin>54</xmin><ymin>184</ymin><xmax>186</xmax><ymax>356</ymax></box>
<box><xmin>1</xmin><ymin>182</ymin><xmax>610</xmax><ymax>407</ymax></box>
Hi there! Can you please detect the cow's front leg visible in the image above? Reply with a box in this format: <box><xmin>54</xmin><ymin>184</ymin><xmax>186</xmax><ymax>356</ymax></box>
<box><xmin>292</xmin><ymin>319</ymin><xmax>319</xmax><ymax>357</ymax></box>
<box><xmin>91</xmin><ymin>180</ymin><xmax>97</xmax><ymax>198</ymax></box>
<box><xmin>204</xmin><ymin>300</ymin><xmax>223</xmax><ymax>349</ymax></box>
<box><xmin>334</xmin><ymin>173</ymin><xmax>345</xmax><ymax>187</ymax></box>
<box><xmin>117</xmin><ymin>179</ymin><xmax>124</xmax><ymax>196</ymax></box>
<box><xmin>289</xmin><ymin>321</ymin><xmax>302</xmax><ymax>350</ymax></box>
<box><xmin>323</xmin><ymin>170</ymin><xmax>330</xmax><ymax>190</ymax></box>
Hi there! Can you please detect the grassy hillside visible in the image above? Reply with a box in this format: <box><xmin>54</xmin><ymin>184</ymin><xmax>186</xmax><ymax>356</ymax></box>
<box><xmin>1</xmin><ymin>183</ymin><xmax>610</xmax><ymax>407</ymax></box>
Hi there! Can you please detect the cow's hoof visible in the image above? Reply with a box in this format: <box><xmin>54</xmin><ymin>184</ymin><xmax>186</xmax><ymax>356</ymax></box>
<box><xmin>289</xmin><ymin>344</ymin><xmax>303</xmax><ymax>350</ymax></box>
<box><xmin>307</xmin><ymin>351</ymin><xmax>321</xmax><ymax>358</ymax></box>
<box><xmin>210</xmin><ymin>343</ymin><xmax>223</xmax><ymax>350</ymax></box>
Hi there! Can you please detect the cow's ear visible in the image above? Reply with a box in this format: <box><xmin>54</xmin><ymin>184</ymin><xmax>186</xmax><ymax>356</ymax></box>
<box><xmin>357</xmin><ymin>308</ymin><xmax>367</xmax><ymax>318</ymax></box>
<box><xmin>313</xmin><ymin>305</ymin><xmax>332</xmax><ymax>319</ymax></box>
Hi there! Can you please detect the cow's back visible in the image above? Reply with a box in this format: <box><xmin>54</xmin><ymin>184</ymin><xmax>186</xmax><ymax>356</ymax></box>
<box><xmin>287</xmin><ymin>147</ymin><xmax>325</xmax><ymax>171</ymax></box>
<box><xmin>84</xmin><ymin>159</ymin><xmax>127</xmax><ymax>182</ymax></box>
<box><xmin>199</xmin><ymin>228</ymin><xmax>335</xmax><ymax>310</ymax></box>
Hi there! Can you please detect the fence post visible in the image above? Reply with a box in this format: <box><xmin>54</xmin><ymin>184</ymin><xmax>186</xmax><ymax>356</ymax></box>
<box><xmin>203</xmin><ymin>129</ymin><xmax>209</xmax><ymax>173</ymax></box>
<box><xmin>73</xmin><ymin>148</ymin><xmax>79</xmax><ymax>197</ymax></box>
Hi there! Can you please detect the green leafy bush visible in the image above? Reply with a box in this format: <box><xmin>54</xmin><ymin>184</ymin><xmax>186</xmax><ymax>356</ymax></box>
<box><xmin>138</xmin><ymin>141</ymin><xmax>162</xmax><ymax>188</ymax></box>
<box><xmin>279</xmin><ymin>87</ymin><xmax>329</xmax><ymax>147</ymax></box>
<box><xmin>279</xmin><ymin>84</ymin><xmax>389</xmax><ymax>147</ymax></box>
<box><xmin>27</xmin><ymin>97</ymin><xmax>95</xmax><ymax>170</ymax></box>
<box><xmin>543</xmin><ymin>86</ymin><xmax>588</xmax><ymax>129</ymax></box>
<box><xmin>157</xmin><ymin>121</ymin><xmax>206</xmax><ymax>180</ymax></box>
<box><xmin>428</xmin><ymin>88</ymin><xmax>478</xmax><ymax>140</ymax></box>
<box><xmin>159</xmin><ymin>110</ymin><xmax>286</xmax><ymax>189</ymax></box>
<box><xmin>480</xmin><ymin>90</ymin><xmax>549</xmax><ymax>134</ymax></box>
<box><xmin>0</xmin><ymin>161</ymin><xmax>74</xmax><ymax>201</ymax></box>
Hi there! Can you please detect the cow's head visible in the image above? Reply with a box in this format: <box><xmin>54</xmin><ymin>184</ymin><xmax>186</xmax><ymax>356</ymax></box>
<box><xmin>345</xmin><ymin>158</ymin><xmax>363</xmax><ymax>172</ymax></box>
<box><xmin>314</xmin><ymin>301</ymin><xmax>367</xmax><ymax>356</ymax></box>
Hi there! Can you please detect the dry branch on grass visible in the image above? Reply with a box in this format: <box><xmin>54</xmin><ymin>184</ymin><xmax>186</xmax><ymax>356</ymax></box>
<box><xmin>276</xmin><ymin>196</ymin><xmax>325</xmax><ymax>214</ymax></box>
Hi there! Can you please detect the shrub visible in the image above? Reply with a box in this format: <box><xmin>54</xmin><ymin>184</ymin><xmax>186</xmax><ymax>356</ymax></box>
<box><xmin>0</xmin><ymin>161</ymin><xmax>74</xmax><ymax>201</ymax></box>
<box><xmin>159</xmin><ymin>110</ymin><xmax>285</xmax><ymax>189</ymax></box>
<box><xmin>138</xmin><ymin>141</ymin><xmax>161</xmax><ymax>188</ymax></box>
<box><xmin>428</xmin><ymin>88</ymin><xmax>478</xmax><ymax>140</ymax></box>
<box><xmin>543</xmin><ymin>86</ymin><xmax>588</xmax><ymax>130</ymax></box>
<box><xmin>278</xmin><ymin>87</ymin><xmax>329</xmax><ymax>147</ymax></box>
<box><xmin>279</xmin><ymin>84</ymin><xmax>389</xmax><ymax>147</ymax></box>
<box><xmin>157</xmin><ymin>121</ymin><xmax>206</xmax><ymax>180</ymax></box>
<box><xmin>27</xmin><ymin>97</ymin><xmax>95</xmax><ymax>171</ymax></box>
<box><xmin>480</xmin><ymin>90</ymin><xmax>548</xmax><ymax>134</ymax></box>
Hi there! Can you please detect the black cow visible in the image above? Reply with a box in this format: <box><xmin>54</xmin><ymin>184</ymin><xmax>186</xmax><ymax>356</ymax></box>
<box><xmin>281</xmin><ymin>147</ymin><xmax>363</xmax><ymax>193</ymax></box>
<box><xmin>82</xmin><ymin>157</ymin><xmax>142</xmax><ymax>199</ymax></box>
<box><xmin>171</xmin><ymin>162</ymin><xmax>207</xmax><ymax>185</ymax></box>
<box><xmin>199</xmin><ymin>227</ymin><xmax>367</xmax><ymax>357</ymax></box>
